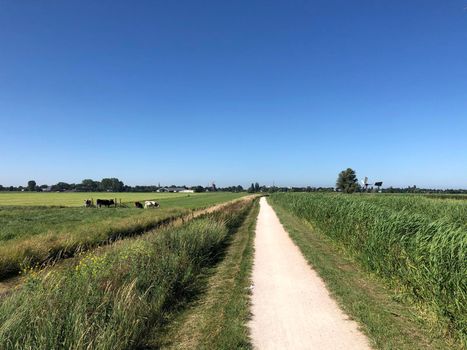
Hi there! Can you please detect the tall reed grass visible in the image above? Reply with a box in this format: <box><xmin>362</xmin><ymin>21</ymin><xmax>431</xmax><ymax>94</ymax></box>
<box><xmin>353</xmin><ymin>194</ymin><xmax>467</xmax><ymax>227</ymax></box>
<box><xmin>269</xmin><ymin>193</ymin><xmax>466</xmax><ymax>343</ymax></box>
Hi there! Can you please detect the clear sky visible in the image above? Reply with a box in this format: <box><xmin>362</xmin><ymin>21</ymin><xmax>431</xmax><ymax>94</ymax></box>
<box><xmin>1</xmin><ymin>0</ymin><xmax>466</xmax><ymax>188</ymax></box>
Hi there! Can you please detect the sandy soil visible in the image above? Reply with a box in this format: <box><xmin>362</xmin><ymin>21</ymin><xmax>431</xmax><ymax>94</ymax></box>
<box><xmin>249</xmin><ymin>197</ymin><xmax>371</xmax><ymax>350</ymax></box>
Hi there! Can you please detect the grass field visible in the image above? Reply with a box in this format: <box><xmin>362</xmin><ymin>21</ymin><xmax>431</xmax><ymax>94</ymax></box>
<box><xmin>0</xmin><ymin>193</ymin><xmax>246</xmax><ymax>242</ymax></box>
<box><xmin>0</xmin><ymin>198</ymin><xmax>255</xmax><ymax>349</ymax></box>
<box><xmin>0</xmin><ymin>192</ymin><xmax>246</xmax><ymax>280</ymax></box>
<box><xmin>0</xmin><ymin>191</ymin><xmax>241</xmax><ymax>207</ymax></box>
<box><xmin>269</xmin><ymin>193</ymin><xmax>467</xmax><ymax>347</ymax></box>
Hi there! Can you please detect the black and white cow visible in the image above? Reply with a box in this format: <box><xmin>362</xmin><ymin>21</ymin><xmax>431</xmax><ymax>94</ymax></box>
<box><xmin>144</xmin><ymin>201</ymin><xmax>160</xmax><ymax>208</ymax></box>
<box><xmin>96</xmin><ymin>199</ymin><xmax>115</xmax><ymax>208</ymax></box>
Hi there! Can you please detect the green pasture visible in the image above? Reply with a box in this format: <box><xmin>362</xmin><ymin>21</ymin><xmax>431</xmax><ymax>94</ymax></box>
<box><xmin>0</xmin><ymin>191</ymin><xmax>240</xmax><ymax>207</ymax></box>
<box><xmin>0</xmin><ymin>193</ymin><xmax>246</xmax><ymax>243</ymax></box>
<box><xmin>0</xmin><ymin>192</ymin><xmax>246</xmax><ymax>279</ymax></box>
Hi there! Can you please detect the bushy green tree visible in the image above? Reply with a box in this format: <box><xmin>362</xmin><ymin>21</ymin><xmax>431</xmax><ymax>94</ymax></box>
<box><xmin>51</xmin><ymin>182</ymin><xmax>72</xmax><ymax>192</ymax></box>
<box><xmin>336</xmin><ymin>168</ymin><xmax>359</xmax><ymax>193</ymax></box>
<box><xmin>79</xmin><ymin>179</ymin><xmax>100</xmax><ymax>192</ymax></box>
<box><xmin>100</xmin><ymin>178</ymin><xmax>124</xmax><ymax>192</ymax></box>
<box><xmin>27</xmin><ymin>180</ymin><xmax>36</xmax><ymax>191</ymax></box>
<box><xmin>193</xmin><ymin>186</ymin><xmax>205</xmax><ymax>193</ymax></box>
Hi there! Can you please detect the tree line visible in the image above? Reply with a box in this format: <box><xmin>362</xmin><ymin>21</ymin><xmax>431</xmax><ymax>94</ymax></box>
<box><xmin>0</xmin><ymin>173</ymin><xmax>464</xmax><ymax>194</ymax></box>
<box><xmin>0</xmin><ymin>179</ymin><xmax>244</xmax><ymax>193</ymax></box>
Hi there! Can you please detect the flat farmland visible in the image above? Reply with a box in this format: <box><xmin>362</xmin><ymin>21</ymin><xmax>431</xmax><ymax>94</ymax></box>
<box><xmin>0</xmin><ymin>191</ymin><xmax>239</xmax><ymax>207</ymax></box>
<box><xmin>0</xmin><ymin>192</ymin><xmax>246</xmax><ymax>279</ymax></box>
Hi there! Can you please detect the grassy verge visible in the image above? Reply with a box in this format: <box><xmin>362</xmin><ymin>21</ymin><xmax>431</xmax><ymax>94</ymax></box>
<box><xmin>268</xmin><ymin>199</ymin><xmax>458</xmax><ymax>350</ymax></box>
<box><xmin>0</xmin><ymin>199</ymin><xmax>253</xmax><ymax>349</ymax></box>
<box><xmin>152</xmin><ymin>199</ymin><xmax>259</xmax><ymax>349</ymax></box>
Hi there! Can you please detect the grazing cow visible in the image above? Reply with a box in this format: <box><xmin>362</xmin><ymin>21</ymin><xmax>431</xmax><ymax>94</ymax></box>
<box><xmin>84</xmin><ymin>199</ymin><xmax>92</xmax><ymax>207</ymax></box>
<box><xmin>96</xmin><ymin>199</ymin><xmax>115</xmax><ymax>208</ymax></box>
<box><xmin>135</xmin><ymin>201</ymin><xmax>143</xmax><ymax>209</ymax></box>
<box><xmin>144</xmin><ymin>200</ymin><xmax>160</xmax><ymax>209</ymax></box>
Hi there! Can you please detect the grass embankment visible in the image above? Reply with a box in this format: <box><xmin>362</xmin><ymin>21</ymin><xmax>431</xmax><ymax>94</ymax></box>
<box><xmin>153</xmin><ymin>200</ymin><xmax>259</xmax><ymax>349</ymax></box>
<box><xmin>0</xmin><ymin>199</ymin><xmax>254</xmax><ymax>349</ymax></box>
<box><xmin>269</xmin><ymin>193</ymin><xmax>466</xmax><ymax>348</ymax></box>
<box><xmin>0</xmin><ymin>193</ymin><xmax>246</xmax><ymax>280</ymax></box>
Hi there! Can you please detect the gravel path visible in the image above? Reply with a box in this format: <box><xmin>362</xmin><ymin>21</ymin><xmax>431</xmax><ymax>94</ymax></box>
<box><xmin>249</xmin><ymin>197</ymin><xmax>371</xmax><ymax>350</ymax></box>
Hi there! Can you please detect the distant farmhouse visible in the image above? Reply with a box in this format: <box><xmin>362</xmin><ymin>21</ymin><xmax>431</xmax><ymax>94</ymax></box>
<box><xmin>157</xmin><ymin>187</ymin><xmax>194</xmax><ymax>193</ymax></box>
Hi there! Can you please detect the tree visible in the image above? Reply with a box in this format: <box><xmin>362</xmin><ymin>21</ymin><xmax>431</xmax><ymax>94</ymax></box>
<box><xmin>79</xmin><ymin>179</ymin><xmax>100</xmax><ymax>192</ymax></box>
<box><xmin>254</xmin><ymin>182</ymin><xmax>260</xmax><ymax>192</ymax></box>
<box><xmin>193</xmin><ymin>186</ymin><xmax>205</xmax><ymax>193</ymax></box>
<box><xmin>100</xmin><ymin>178</ymin><xmax>124</xmax><ymax>192</ymax></box>
<box><xmin>336</xmin><ymin>168</ymin><xmax>359</xmax><ymax>193</ymax></box>
<box><xmin>51</xmin><ymin>182</ymin><xmax>72</xmax><ymax>192</ymax></box>
<box><xmin>27</xmin><ymin>180</ymin><xmax>37</xmax><ymax>191</ymax></box>
<box><xmin>268</xmin><ymin>186</ymin><xmax>278</xmax><ymax>193</ymax></box>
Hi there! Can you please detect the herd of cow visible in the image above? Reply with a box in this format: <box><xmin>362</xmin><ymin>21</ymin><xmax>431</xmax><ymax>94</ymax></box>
<box><xmin>83</xmin><ymin>199</ymin><xmax>160</xmax><ymax>209</ymax></box>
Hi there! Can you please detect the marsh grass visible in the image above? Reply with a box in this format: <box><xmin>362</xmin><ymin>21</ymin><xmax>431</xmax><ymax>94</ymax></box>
<box><xmin>0</xmin><ymin>200</ymin><xmax>253</xmax><ymax>349</ymax></box>
<box><xmin>269</xmin><ymin>202</ymin><xmax>456</xmax><ymax>349</ymax></box>
<box><xmin>269</xmin><ymin>193</ymin><xmax>467</xmax><ymax>346</ymax></box>
<box><xmin>353</xmin><ymin>193</ymin><xmax>467</xmax><ymax>226</ymax></box>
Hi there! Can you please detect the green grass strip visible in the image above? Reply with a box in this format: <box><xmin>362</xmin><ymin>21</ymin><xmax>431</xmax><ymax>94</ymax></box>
<box><xmin>153</xmin><ymin>200</ymin><xmax>259</xmax><ymax>349</ymax></box>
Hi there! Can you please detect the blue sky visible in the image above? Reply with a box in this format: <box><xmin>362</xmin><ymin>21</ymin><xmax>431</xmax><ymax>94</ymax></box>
<box><xmin>1</xmin><ymin>0</ymin><xmax>466</xmax><ymax>188</ymax></box>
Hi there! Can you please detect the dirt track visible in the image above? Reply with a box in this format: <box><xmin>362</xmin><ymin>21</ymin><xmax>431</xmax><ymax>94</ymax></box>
<box><xmin>249</xmin><ymin>197</ymin><xmax>371</xmax><ymax>349</ymax></box>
